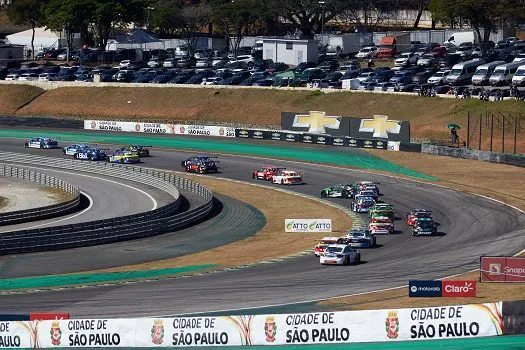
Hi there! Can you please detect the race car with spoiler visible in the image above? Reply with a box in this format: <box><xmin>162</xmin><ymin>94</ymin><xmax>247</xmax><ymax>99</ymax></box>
<box><xmin>412</xmin><ymin>217</ymin><xmax>438</xmax><ymax>236</ymax></box>
<box><xmin>369</xmin><ymin>203</ymin><xmax>395</xmax><ymax>219</ymax></box>
<box><xmin>351</xmin><ymin>195</ymin><xmax>376</xmax><ymax>213</ymax></box>
<box><xmin>63</xmin><ymin>144</ymin><xmax>92</xmax><ymax>155</ymax></box>
<box><xmin>252</xmin><ymin>166</ymin><xmax>286</xmax><ymax>181</ymax></box>
<box><xmin>116</xmin><ymin>145</ymin><xmax>151</xmax><ymax>157</ymax></box>
<box><xmin>351</xmin><ymin>181</ymin><xmax>380</xmax><ymax>197</ymax></box>
<box><xmin>107</xmin><ymin>151</ymin><xmax>140</xmax><ymax>164</ymax></box>
<box><xmin>355</xmin><ymin>189</ymin><xmax>378</xmax><ymax>202</ymax></box>
<box><xmin>406</xmin><ymin>209</ymin><xmax>432</xmax><ymax>226</ymax></box>
<box><xmin>345</xmin><ymin>229</ymin><xmax>376</xmax><ymax>248</ymax></box>
<box><xmin>185</xmin><ymin>159</ymin><xmax>219</xmax><ymax>174</ymax></box>
<box><xmin>320</xmin><ymin>244</ymin><xmax>361</xmax><ymax>265</ymax></box>
<box><xmin>272</xmin><ymin>170</ymin><xmax>303</xmax><ymax>185</ymax></box>
<box><xmin>320</xmin><ymin>184</ymin><xmax>353</xmax><ymax>198</ymax></box>
<box><xmin>314</xmin><ymin>237</ymin><xmax>340</xmax><ymax>257</ymax></box>
<box><xmin>369</xmin><ymin>217</ymin><xmax>394</xmax><ymax>234</ymax></box>
<box><xmin>181</xmin><ymin>156</ymin><xmax>217</xmax><ymax>167</ymax></box>
<box><xmin>74</xmin><ymin>148</ymin><xmax>107</xmax><ymax>161</ymax></box>
<box><xmin>24</xmin><ymin>137</ymin><xmax>59</xmax><ymax>149</ymax></box>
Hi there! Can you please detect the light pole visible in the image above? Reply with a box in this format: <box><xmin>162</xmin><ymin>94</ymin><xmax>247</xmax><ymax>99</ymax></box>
<box><xmin>318</xmin><ymin>1</ymin><xmax>325</xmax><ymax>45</ymax></box>
<box><xmin>146</xmin><ymin>7</ymin><xmax>154</xmax><ymax>28</ymax></box>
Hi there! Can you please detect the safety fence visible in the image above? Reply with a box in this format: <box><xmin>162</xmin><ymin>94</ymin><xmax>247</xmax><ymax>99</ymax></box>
<box><xmin>0</xmin><ymin>152</ymin><xmax>213</xmax><ymax>255</ymax></box>
<box><xmin>0</xmin><ymin>163</ymin><xmax>81</xmax><ymax>226</ymax></box>
<box><xmin>0</xmin><ymin>302</ymin><xmax>505</xmax><ymax>347</ymax></box>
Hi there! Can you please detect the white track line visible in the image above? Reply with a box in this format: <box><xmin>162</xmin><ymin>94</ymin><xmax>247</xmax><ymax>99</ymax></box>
<box><xmin>0</xmin><ymin>166</ymin><xmax>157</xmax><ymax>233</ymax></box>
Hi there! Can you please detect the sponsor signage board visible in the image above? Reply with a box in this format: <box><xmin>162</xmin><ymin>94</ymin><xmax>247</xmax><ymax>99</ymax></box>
<box><xmin>0</xmin><ymin>303</ymin><xmax>504</xmax><ymax>347</ymax></box>
<box><xmin>387</xmin><ymin>141</ymin><xmax>400</xmax><ymax>151</ymax></box>
<box><xmin>409</xmin><ymin>280</ymin><xmax>442</xmax><ymax>297</ymax></box>
<box><xmin>281</xmin><ymin>111</ymin><xmax>411</xmax><ymax>142</ymax></box>
<box><xmin>84</xmin><ymin>120</ymin><xmax>235</xmax><ymax>138</ymax></box>
<box><xmin>285</xmin><ymin>219</ymin><xmax>332</xmax><ymax>233</ymax></box>
<box><xmin>29</xmin><ymin>313</ymin><xmax>69</xmax><ymax>321</ymax></box>
<box><xmin>481</xmin><ymin>256</ymin><xmax>525</xmax><ymax>282</ymax></box>
<box><xmin>442</xmin><ymin>281</ymin><xmax>477</xmax><ymax>297</ymax></box>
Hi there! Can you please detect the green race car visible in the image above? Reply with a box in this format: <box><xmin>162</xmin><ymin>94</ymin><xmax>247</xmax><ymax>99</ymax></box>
<box><xmin>369</xmin><ymin>203</ymin><xmax>395</xmax><ymax>219</ymax></box>
<box><xmin>320</xmin><ymin>184</ymin><xmax>353</xmax><ymax>198</ymax></box>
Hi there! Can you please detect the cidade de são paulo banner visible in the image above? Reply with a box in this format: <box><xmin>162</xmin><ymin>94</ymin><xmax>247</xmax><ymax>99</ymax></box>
<box><xmin>0</xmin><ymin>303</ymin><xmax>503</xmax><ymax>348</ymax></box>
<box><xmin>84</xmin><ymin>120</ymin><xmax>235</xmax><ymax>138</ymax></box>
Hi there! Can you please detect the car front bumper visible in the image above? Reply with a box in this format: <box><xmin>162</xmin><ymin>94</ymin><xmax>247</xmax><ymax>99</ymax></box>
<box><xmin>320</xmin><ymin>257</ymin><xmax>345</xmax><ymax>265</ymax></box>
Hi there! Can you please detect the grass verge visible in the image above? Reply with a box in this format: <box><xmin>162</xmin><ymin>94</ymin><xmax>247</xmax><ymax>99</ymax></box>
<box><xmin>42</xmin><ymin>187</ymin><xmax>75</xmax><ymax>202</ymax></box>
<box><xmin>0</xmin><ymin>196</ymin><xmax>8</xmax><ymax>211</ymax></box>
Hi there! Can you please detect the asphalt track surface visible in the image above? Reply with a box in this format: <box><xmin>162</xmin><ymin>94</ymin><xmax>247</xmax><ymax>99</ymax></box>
<box><xmin>0</xmin><ymin>138</ymin><xmax>524</xmax><ymax>317</ymax></box>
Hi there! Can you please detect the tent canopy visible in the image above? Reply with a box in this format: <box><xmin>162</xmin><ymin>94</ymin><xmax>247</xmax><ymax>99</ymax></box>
<box><xmin>6</xmin><ymin>27</ymin><xmax>59</xmax><ymax>49</ymax></box>
<box><xmin>116</xmin><ymin>29</ymin><xmax>161</xmax><ymax>44</ymax></box>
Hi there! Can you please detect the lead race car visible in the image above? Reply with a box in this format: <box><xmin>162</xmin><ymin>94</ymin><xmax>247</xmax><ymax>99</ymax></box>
<box><xmin>252</xmin><ymin>166</ymin><xmax>286</xmax><ymax>181</ymax></box>
<box><xmin>412</xmin><ymin>217</ymin><xmax>439</xmax><ymax>236</ymax></box>
<box><xmin>24</xmin><ymin>137</ymin><xmax>59</xmax><ymax>149</ymax></box>
<box><xmin>320</xmin><ymin>184</ymin><xmax>353</xmax><ymax>198</ymax></box>
<box><xmin>320</xmin><ymin>244</ymin><xmax>361</xmax><ymax>265</ymax></box>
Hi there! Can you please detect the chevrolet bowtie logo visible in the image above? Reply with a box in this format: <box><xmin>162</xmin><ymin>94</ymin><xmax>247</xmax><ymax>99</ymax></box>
<box><xmin>359</xmin><ymin>115</ymin><xmax>401</xmax><ymax>138</ymax></box>
<box><xmin>292</xmin><ymin>111</ymin><xmax>341</xmax><ymax>134</ymax></box>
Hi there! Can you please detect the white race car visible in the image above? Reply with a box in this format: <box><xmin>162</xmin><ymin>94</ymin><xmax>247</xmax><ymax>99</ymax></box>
<box><xmin>320</xmin><ymin>244</ymin><xmax>361</xmax><ymax>265</ymax></box>
<box><xmin>368</xmin><ymin>217</ymin><xmax>394</xmax><ymax>234</ymax></box>
<box><xmin>272</xmin><ymin>170</ymin><xmax>303</xmax><ymax>185</ymax></box>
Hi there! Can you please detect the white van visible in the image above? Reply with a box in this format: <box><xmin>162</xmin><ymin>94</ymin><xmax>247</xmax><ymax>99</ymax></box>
<box><xmin>446</xmin><ymin>31</ymin><xmax>478</xmax><ymax>47</ymax></box>
<box><xmin>511</xmin><ymin>64</ymin><xmax>525</xmax><ymax>86</ymax></box>
<box><xmin>471</xmin><ymin>61</ymin><xmax>505</xmax><ymax>86</ymax></box>
<box><xmin>489</xmin><ymin>61</ymin><xmax>522</xmax><ymax>86</ymax></box>
<box><xmin>446</xmin><ymin>59</ymin><xmax>485</xmax><ymax>85</ymax></box>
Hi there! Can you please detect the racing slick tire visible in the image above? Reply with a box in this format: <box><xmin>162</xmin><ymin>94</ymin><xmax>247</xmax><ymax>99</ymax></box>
<box><xmin>119</xmin><ymin>159</ymin><xmax>124</xmax><ymax>164</ymax></box>
<box><xmin>24</xmin><ymin>142</ymin><xmax>28</xmax><ymax>148</ymax></box>
<box><xmin>321</xmin><ymin>191</ymin><xmax>327</xmax><ymax>198</ymax></box>
<box><xmin>252</xmin><ymin>173</ymin><xmax>255</xmax><ymax>179</ymax></box>
<box><xmin>342</xmin><ymin>191</ymin><xmax>349</xmax><ymax>198</ymax></box>
<box><xmin>39</xmin><ymin>144</ymin><xmax>43</xmax><ymax>149</ymax></box>
<box><xmin>356</xmin><ymin>254</ymin><xmax>361</xmax><ymax>264</ymax></box>
<box><xmin>281</xmin><ymin>179</ymin><xmax>284</xmax><ymax>185</ymax></box>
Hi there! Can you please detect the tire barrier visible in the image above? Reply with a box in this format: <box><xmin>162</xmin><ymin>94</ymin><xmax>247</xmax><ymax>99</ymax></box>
<box><xmin>0</xmin><ymin>152</ymin><xmax>213</xmax><ymax>255</ymax></box>
<box><xmin>0</xmin><ymin>164</ymin><xmax>81</xmax><ymax>226</ymax></box>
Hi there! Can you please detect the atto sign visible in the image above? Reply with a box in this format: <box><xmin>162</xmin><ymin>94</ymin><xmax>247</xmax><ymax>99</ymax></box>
<box><xmin>285</xmin><ymin>219</ymin><xmax>332</xmax><ymax>233</ymax></box>
<box><xmin>442</xmin><ymin>281</ymin><xmax>477</xmax><ymax>297</ymax></box>
<box><xmin>481</xmin><ymin>256</ymin><xmax>525</xmax><ymax>282</ymax></box>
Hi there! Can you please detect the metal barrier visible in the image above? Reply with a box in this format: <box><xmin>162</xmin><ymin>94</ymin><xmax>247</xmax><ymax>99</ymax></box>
<box><xmin>0</xmin><ymin>152</ymin><xmax>213</xmax><ymax>255</ymax></box>
<box><xmin>0</xmin><ymin>164</ymin><xmax>81</xmax><ymax>225</ymax></box>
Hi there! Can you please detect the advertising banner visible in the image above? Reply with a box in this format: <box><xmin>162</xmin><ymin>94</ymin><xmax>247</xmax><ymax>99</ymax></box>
<box><xmin>481</xmin><ymin>257</ymin><xmax>525</xmax><ymax>282</ymax></box>
<box><xmin>84</xmin><ymin>120</ymin><xmax>139</xmax><ymax>133</ymax></box>
<box><xmin>281</xmin><ymin>111</ymin><xmax>411</xmax><ymax>142</ymax></box>
<box><xmin>387</xmin><ymin>141</ymin><xmax>400</xmax><ymax>151</ymax></box>
<box><xmin>442</xmin><ymin>281</ymin><xmax>477</xmax><ymax>297</ymax></box>
<box><xmin>285</xmin><ymin>219</ymin><xmax>332</xmax><ymax>233</ymax></box>
<box><xmin>29</xmin><ymin>313</ymin><xmax>69</xmax><ymax>321</ymax></box>
<box><xmin>38</xmin><ymin>319</ymin><xmax>136</xmax><ymax>348</ymax></box>
<box><xmin>0</xmin><ymin>321</ymin><xmax>35</xmax><ymax>348</ymax></box>
<box><xmin>174</xmin><ymin>125</ymin><xmax>236</xmax><ymax>138</ymax></box>
<box><xmin>409</xmin><ymin>280</ymin><xmax>442</xmax><ymax>297</ymax></box>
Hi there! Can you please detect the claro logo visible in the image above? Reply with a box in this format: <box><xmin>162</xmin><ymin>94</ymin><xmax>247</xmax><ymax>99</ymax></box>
<box><xmin>442</xmin><ymin>280</ymin><xmax>477</xmax><ymax>297</ymax></box>
<box><xmin>444</xmin><ymin>282</ymin><xmax>474</xmax><ymax>293</ymax></box>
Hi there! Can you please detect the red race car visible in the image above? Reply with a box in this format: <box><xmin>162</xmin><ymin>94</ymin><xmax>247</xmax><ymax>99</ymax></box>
<box><xmin>406</xmin><ymin>209</ymin><xmax>432</xmax><ymax>226</ymax></box>
<box><xmin>252</xmin><ymin>166</ymin><xmax>286</xmax><ymax>181</ymax></box>
<box><xmin>314</xmin><ymin>237</ymin><xmax>340</xmax><ymax>257</ymax></box>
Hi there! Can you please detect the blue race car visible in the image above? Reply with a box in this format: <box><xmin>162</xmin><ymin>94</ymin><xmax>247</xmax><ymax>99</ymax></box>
<box><xmin>351</xmin><ymin>195</ymin><xmax>376</xmax><ymax>213</ymax></box>
<box><xmin>24</xmin><ymin>137</ymin><xmax>59</xmax><ymax>149</ymax></box>
<box><xmin>63</xmin><ymin>144</ymin><xmax>91</xmax><ymax>156</ymax></box>
<box><xmin>181</xmin><ymin>155</ymin><xmax>216</xmax><ymax>167</ymax></box>
<box><xmin>73</xmin><ymin>147</ymin><xmax>107</xmax><ymax>161</ymax></box>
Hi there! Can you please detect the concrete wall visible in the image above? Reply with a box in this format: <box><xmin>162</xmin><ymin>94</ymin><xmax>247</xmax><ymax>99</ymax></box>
<box><xmin>422</xmin><ymin>144</ymin><xmax>525</xmax><ymax>167</ymax></box>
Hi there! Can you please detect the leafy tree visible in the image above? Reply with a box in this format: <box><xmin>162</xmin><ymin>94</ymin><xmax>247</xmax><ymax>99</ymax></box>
<box><xmin>209</xmin><ymin>0</ymin><xmax>263</xmax><ymax>56</ymax></box>
<box><xmin>179</xmin><ymin>2</ymin><xmax>212</xmax><ymax>57</ymax></box>
<box><xmin>44</xmin><ymin>0</ymin><xmax>93</xmax><ymax>61</ymax></box>
<box><xmin>148</xmin><ymin>0</ymin><xmax>183</xmax><ymax>37</ymax></box>
<box><xmin>340</xmin><ymin>0</ymin><xmax>401</xmax><ymax>30</ymax></box>
<box><xmin>6</xmin><ymin>0</ymin><xmax>44</xmax><ymax>59</ymax></box>
<box><xmin>90</xmin><ymin>0</ymin><xmax>148</xmax><ymax>51</ymax></box>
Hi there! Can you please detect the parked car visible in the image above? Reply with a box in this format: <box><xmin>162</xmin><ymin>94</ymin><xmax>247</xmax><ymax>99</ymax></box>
<box><xmin>417</xmin><ymin>53</ymin><xmax>439</xmax><ymax>67</ymax></box>
<box><xmin>427</xmin><ymin>70</ymin><xmax>450</xmax><ymax>85</ymax></box>
<box><xmin>389</xmin><ymin>70</ymin><xmax>413</xmax><ymax>84</ymax></box>
<box><xmin>294</xmin><ymin>61</ymin><xmax>317</xmax><ymax>72</ymax></box>
<box><xmin>356</xmin><ymin>46</ymin><xmax>378</xmax><ymax>59</ymax></box>
<box><xmin>395</xmin><ymin>52</ymin><xmax>419</xmax><ymax>67</ymax></box>
<box><xmin>411</xmin><ymin>70</ymin><xmax>436</xmax><ymax>85</ymax></box>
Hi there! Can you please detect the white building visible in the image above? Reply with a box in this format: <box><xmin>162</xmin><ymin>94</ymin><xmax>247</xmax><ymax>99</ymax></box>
<box><xmin>262</xmin><ymin>38</ymin><xmax>319</xmax><ymax>66</ymax></box>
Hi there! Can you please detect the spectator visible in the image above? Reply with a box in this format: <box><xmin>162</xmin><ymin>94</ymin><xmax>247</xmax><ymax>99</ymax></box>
<box><xmin>450</xmin><ymin>127</ymin><xmax>458</xmax><ymax>146</ymax></box>
<box><xmin>367</xmin><ymin>59</ymin><xmax>375</xmax><ymax>68</ymax></box>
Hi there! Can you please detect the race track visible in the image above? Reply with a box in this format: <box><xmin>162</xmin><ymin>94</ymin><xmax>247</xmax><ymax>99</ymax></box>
<box><xmin>0</xmin><ymin>137</ymin><xmax>524</xmax><ymax>317</ymax></box>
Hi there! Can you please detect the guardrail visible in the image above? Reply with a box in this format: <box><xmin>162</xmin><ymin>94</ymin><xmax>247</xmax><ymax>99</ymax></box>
<box><xmin>0</xmin><ymin>152</ymin><xmax>213</xmax><ymax>255</ymax></box>
<box><xmin>0</xmin><ymin>164</ymin><xmax>81</xmax><ymax>226</ymax></box>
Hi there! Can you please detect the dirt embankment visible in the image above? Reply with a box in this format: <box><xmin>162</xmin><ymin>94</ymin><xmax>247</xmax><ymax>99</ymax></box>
<box><xmin>0</xmin><ymin>85</ymin><xmax>524</xmax><ymax>152</ymax></box>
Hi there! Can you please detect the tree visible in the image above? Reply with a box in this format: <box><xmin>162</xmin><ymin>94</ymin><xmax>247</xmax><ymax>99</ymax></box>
<box><xmin>268</xmin><ymin>0</ymin><xmax>350</xmax><ymax>38</ymax></box>
<box><xmin>44</xmin><ymin>0</ymin><xmax>93</xmax><ymax>61</ymax></box>
<box><xmin>148</xmin><ymin>0</ymin><xmax>184</xmax><ymax>37</ymax></box>
<box><xmin>412</xmin><ymin>0</ymin><xmax>429</xmax><ymax>28</ymax></box>
<box><xmin>179</xmin><ymin>2</ymin><xmax>212</xmax><ymax>57</ymax></box>
<box><xmin>90</xmin><ymin>0</ymin><xmax>148</xmax><ymax>52</ymax></box>
<box><xmin>209</xmin><ymin>0</ymin><xmax>263</xmax><ymax>56</ymax></box>
<box><xmin>6</xmin><ymin>0</ymin><xmax>44</xmax><ymax>60</ymax></box>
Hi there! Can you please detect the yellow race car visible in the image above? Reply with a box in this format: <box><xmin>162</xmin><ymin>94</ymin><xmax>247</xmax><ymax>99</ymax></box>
<box><xmin>107</xmin><ymin>151</ymin><xmax>140</xmax><ymax>164</ymax></box>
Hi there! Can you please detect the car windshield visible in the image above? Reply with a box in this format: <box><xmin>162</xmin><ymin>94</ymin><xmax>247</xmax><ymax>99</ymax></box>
<box><xmin>515</xmin><ymin>70</ymin><xmax>525</xmax><ymax>77</ymax></box>
<box><xmin>325</xmin><ymin>246</ymin><xmax>343</xmax><ymax>253</ymax></box>
<box><xmin>475</xmin><ymin>68</ymin><xmax>488</xmax><ymax>75</ymax></box>
<box><xmin>320</xmin><ymin>240</ymin><xmax>337</xmax><ymax>245</ymax></box>
<box><xmin>417</xmin><ymin>221</ymin><xmax>434</xmax><ymax>228</ymax></box>
<box><xmin>450</xmin><ymin>69</ymin><xmax>462</xmax><ymax>75</ymax></box>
